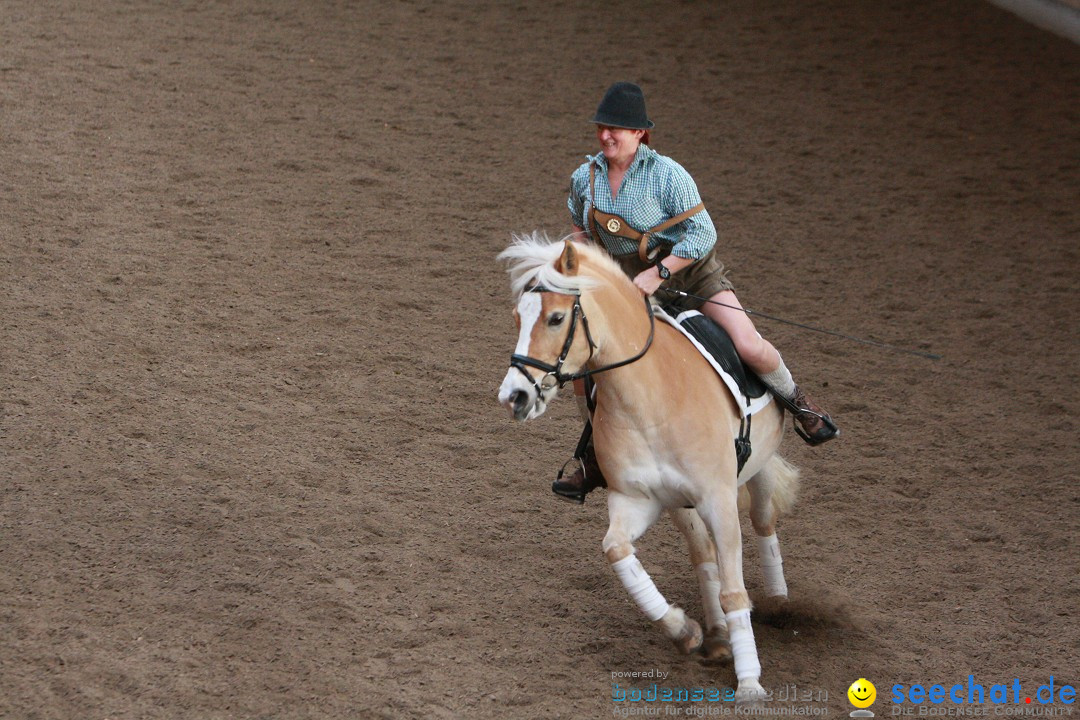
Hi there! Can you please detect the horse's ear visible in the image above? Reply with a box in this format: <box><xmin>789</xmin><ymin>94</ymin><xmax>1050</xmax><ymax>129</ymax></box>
<box><xmin>558</xmin><ymin>240</ymin><xmax>579</xmax><ymax>276</ymax></box>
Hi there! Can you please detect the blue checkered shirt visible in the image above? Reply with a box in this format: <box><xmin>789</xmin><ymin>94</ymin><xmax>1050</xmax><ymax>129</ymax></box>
<box><xmin>568</xmin><ymin>144</ymin><xmax>716</xmax><ymax>260</ymax></box>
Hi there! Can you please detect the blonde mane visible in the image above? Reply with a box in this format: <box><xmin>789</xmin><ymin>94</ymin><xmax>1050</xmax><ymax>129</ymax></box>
<box><xmin>497</xmin><ymin>231</ymin><xmax>627</xmax><ymax>298</ymax></box>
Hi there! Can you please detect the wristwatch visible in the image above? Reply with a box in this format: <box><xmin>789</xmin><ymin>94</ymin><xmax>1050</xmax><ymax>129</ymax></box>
<box><xmin>657</xmin><ymin>262</ymin><xmax>671</xmax><ymax>281</ymax></box>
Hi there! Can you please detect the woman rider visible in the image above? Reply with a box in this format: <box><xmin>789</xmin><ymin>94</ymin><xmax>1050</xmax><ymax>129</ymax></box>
<box><xmin>554</xmin><ymin>82</ymin><xmax>837</xmax><ymax>503</ymax></box>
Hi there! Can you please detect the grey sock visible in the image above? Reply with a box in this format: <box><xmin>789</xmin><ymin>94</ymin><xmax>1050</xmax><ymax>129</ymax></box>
<box><xmin>760</xmin><ymin>359</ymin><xmax>796</xmax><ymax>400</ymax></box>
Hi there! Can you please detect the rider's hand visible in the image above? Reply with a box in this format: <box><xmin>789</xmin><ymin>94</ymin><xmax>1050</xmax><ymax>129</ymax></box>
<box><xmin>632</xmin><ymin>266</ymin><xmax>664</xmax><ymax>296</ymax></box>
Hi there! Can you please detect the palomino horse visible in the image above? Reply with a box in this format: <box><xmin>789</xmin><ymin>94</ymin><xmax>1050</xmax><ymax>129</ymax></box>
<box><xmin>497</xmin><ymin>234</ymin><xmax>800</xmax><ymax>702</ymax></box>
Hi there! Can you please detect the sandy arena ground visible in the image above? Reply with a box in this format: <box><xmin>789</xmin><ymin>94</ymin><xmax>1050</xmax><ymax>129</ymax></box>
<box><xmin>2</xmin><ymin>1</ymin><xmax>1078</xmax><ymax>718</ymax></box>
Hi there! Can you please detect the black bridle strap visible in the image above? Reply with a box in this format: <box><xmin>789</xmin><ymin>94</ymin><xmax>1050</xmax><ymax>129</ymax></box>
<box><xmin>510</xmin><ymin>292</ymin><xmax>591</xmax><ymax>393</ymax></box>
<box><xmin>509</xmin><ymin>289</ymin><xmax>655</xmax><ymax>389</ymax></box>
<box><xmin>572</xmin><ymin>296</ymin><xmax>654</xmax><ymax>383</ymax></box>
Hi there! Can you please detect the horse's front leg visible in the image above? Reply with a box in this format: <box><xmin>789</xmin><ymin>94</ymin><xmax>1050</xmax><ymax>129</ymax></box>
<box><xmin>696</xmin><ymin>488</ymin><xmax>765</xmax><ymax>703</ymax></box>
<box><xmin>668</xmin><ymin>508</ymin><xmax>731</xmax><ymax>661</ymax></box>
<box><xmin>603</xmin><ymin>493</ymin><xmax>702</xmax><ymax>655</ymax></box>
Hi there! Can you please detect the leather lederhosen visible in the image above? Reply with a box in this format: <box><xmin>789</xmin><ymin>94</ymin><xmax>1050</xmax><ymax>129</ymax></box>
<box><xmin>587</xmin><ymin>162</ymin><xmax>734</xmax><ymax>312</ymax></box>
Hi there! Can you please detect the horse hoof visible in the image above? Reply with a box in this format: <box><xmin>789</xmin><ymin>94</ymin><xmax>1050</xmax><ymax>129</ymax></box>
<box><xmin>673</xmin><ymin>616</ymin><xmax>703</xmax><ymax>655</ymax></box>
<box><xmin>701</xmin><ymin>627</ymin><xmax>733</xmax><ymax>662</ymax></box>
<box><xmin>735</xmin><ymin>681</ymin><xmax>767</xmax><ymax>705</ymax></box>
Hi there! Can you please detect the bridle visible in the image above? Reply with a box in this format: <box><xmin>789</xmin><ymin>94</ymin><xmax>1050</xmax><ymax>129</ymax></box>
<box><xmin>508</xmin><ymin>284</ymin><xmax>656</xmax><ymax>396</ymax></box>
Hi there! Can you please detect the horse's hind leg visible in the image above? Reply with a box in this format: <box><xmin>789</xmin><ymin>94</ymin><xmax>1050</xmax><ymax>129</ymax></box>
<box><xmin>747</xmin><ymin>455</ymin><xmax>800</xmax><ymax>599</ymax></box>
<box><xmin>604</xmin><ymin>494</ymin><xmax>702</xmax><ymax>655</ymax></box>
<box><xmin>669</xmin><ymin>508</ymin><xmax>731</xmax><ymax>661</ymax></box>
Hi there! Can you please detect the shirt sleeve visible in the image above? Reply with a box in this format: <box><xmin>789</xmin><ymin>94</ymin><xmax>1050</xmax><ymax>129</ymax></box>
<box><xmin>662</xmin><ymin>162</ymin><xmax>717</xmax><ymax>260</ymax></box>
<box><xmin>567</xmin><ymin>163</ymin><xmax>588</xmax><ymax>229</ymax></box>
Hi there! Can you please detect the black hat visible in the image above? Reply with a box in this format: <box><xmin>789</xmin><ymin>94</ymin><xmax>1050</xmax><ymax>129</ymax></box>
<box><xmin>592</xmin><ymin>82</ymin><xmax>654</xmax><ymax>130</ymax></box>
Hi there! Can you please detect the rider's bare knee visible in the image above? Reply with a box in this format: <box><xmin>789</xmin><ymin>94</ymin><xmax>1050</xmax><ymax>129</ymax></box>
<box><xmin>732</xmin><ymin>332</ymin><xmax>769</xmax><ymax>369</ymax></box>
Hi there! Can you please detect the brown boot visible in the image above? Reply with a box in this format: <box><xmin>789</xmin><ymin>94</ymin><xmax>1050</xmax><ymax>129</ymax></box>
<box><xmin>552</xmin><ymin>444</ymin><xmax>606</xmax><ymax>504</ymax></box>
<box><xmin>791</xmin><ymin>385</ymin><xmax>839</xmax><ymax>446</ymax></box>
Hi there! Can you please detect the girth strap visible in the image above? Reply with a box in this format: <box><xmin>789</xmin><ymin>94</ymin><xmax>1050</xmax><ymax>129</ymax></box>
<box><xmin>588</xmin><ymin>162</ymin><xmax>705</xmax><ymax>263</ymax></box>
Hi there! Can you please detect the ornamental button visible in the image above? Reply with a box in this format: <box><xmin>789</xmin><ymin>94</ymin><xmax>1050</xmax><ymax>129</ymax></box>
<box><xmin>606</xmin><ymin>218</ymin><xmax>621</xmax><ymax>233</ymax></box>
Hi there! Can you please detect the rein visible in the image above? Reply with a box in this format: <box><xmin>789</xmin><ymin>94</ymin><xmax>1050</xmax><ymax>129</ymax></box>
<box><xmin>657</xmin><ymin>287</ymin><xmax>942</xmax><ymax>361</ymax></box>
<box><xmin>510</xmin><ymin>285</ymin><xmax>656</xmax><ymax>394</ymax></box>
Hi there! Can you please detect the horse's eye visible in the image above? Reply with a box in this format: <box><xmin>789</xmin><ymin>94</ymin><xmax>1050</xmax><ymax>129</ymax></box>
<box><xmin>548</xmin><ymin>313</ymin><xmax>565</xmax><ymax>327</ymax></box>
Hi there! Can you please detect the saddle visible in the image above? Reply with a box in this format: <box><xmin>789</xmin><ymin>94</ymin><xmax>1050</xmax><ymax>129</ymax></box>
<box><xmin>660</xmin><ymin>305</ymin><xmax>770</xmax><ymax>476</ymax></box>
<box><xmin>566</xmin><ymin>308</ymin><xmax>769</xmax><ymax>490</ymax></box>
<box><xmin>661</xmin><ymin>305</ymin><xmax>769</xmax><ymax>403</ymax></box>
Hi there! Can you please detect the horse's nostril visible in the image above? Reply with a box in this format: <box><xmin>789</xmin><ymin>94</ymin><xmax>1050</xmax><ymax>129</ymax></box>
<box><xmin>510</xmin><ymin>390</ymin><xmax>528</xmax><ymax>412</ymax></box>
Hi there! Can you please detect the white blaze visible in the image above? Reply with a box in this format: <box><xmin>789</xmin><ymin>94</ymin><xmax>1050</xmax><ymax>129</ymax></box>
<box><xmin>498</xmin><ymin>293</ymin><xmax>544</xmax><ymax>413</ymax></box>
<box><xmin>513</xmin><ymin>293</ymin><xmax>542</xmax><ymax>356</ymax></box>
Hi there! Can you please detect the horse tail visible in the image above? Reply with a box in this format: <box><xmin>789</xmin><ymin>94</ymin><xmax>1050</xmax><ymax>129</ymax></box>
<box><xmin>763</xmin><ymin>454</ymin><xmax>801</xmax><ymax>516</ymax></box>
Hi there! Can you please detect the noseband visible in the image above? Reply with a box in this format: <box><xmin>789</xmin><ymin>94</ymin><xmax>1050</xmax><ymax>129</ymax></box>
<box><xmin>509</xmin><ymin>284</ymin><xmax>655</xmax><ymax>396</ymax></box>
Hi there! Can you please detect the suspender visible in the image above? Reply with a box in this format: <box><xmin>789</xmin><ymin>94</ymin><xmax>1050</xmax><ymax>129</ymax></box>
<box><xmin>588</xmin><ymin>161</ymin><xmax>706</xmax><ymax>263</ymax></box>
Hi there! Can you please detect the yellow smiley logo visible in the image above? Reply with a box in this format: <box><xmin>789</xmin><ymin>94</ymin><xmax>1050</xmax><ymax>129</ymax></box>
<box><xmin>848</xmin><ymin>678</ymin><xmax>877</xmax><ymax>709</ymax></box>
<box><xmin>606</xmin><ymin>218</ymin><xmax>621</xmax><ymax>233</ymax></box>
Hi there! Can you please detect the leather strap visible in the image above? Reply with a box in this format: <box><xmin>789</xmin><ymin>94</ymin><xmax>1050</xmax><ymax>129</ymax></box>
<box><xmin>635</xmin><ymin>202</ymin><xmax>705</xmax><ymax>263</ymax></box>
<box><xmin>588</xmin><ymin>161</ymin><xmax>705</xmax><ymax>263</ymax></box>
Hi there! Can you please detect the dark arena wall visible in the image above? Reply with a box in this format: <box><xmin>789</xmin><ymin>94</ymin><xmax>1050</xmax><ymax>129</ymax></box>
<box><xmin>2</xmin><ymin>1</ymin><xmax>1077</xmax><ymax>717</ymax></box>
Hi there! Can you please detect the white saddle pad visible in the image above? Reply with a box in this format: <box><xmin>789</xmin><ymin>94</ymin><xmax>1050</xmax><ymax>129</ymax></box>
<box><xmin>654</xmin><ymin>306</ymin><xmax>773</xmax><ymax>418</ymax></box>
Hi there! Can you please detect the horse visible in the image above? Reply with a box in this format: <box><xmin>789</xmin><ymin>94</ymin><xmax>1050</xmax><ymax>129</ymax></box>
<box><xmin>496</xmin><ymin>234</ymin><xmax>801</xmax><ymax>702</ymax></box>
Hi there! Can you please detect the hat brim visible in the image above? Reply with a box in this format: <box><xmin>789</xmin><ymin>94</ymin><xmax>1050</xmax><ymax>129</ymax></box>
<box><xmin>591</xmin><ymin>112</ymin><xmax>654</xmax><ymax>130</ymax></box>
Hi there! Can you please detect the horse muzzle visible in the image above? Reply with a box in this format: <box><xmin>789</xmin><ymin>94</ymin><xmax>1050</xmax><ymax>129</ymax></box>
<box><xmin>498</xmin><ymin>369</ymin><xmax>552</xmax><ymax>421</ymax></box>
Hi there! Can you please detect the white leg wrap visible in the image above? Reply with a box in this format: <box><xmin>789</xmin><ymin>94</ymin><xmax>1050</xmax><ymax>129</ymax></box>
<box><xmin>612</xmin><ymin>554</ymin><xmax>671</xmax><ymax>622</ymax></box>
<box><xmin>695</xmin><ymin>562</ymin><xmax>726</xmax><ymax>628</ymax></box>
<box><xmin>757</xmin><ymin>534</ymin><xmax>788</xmax><ymax>598</ymax></box>
<box><xmin>725</xmin><ymin>608</ymin><xmax>761</xmax><ymax>682</ymax></box>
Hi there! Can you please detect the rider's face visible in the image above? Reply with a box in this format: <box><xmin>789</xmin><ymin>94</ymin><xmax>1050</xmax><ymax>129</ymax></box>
<box><xmin>596</xmin><ymin>125</ymin><xmax>644</xmax><ymax>167</ymax></box>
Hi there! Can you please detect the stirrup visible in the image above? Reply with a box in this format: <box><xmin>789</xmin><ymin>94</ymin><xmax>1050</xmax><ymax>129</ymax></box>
<box><xmin>552</xmin><ymin>457</ymin><xmax>587</xmax><ymax>504</ymax></box>
<box><xmin>792</xmin><ymin>409</ymin><xmax>839</xmax><ymax>446</ymax></box>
